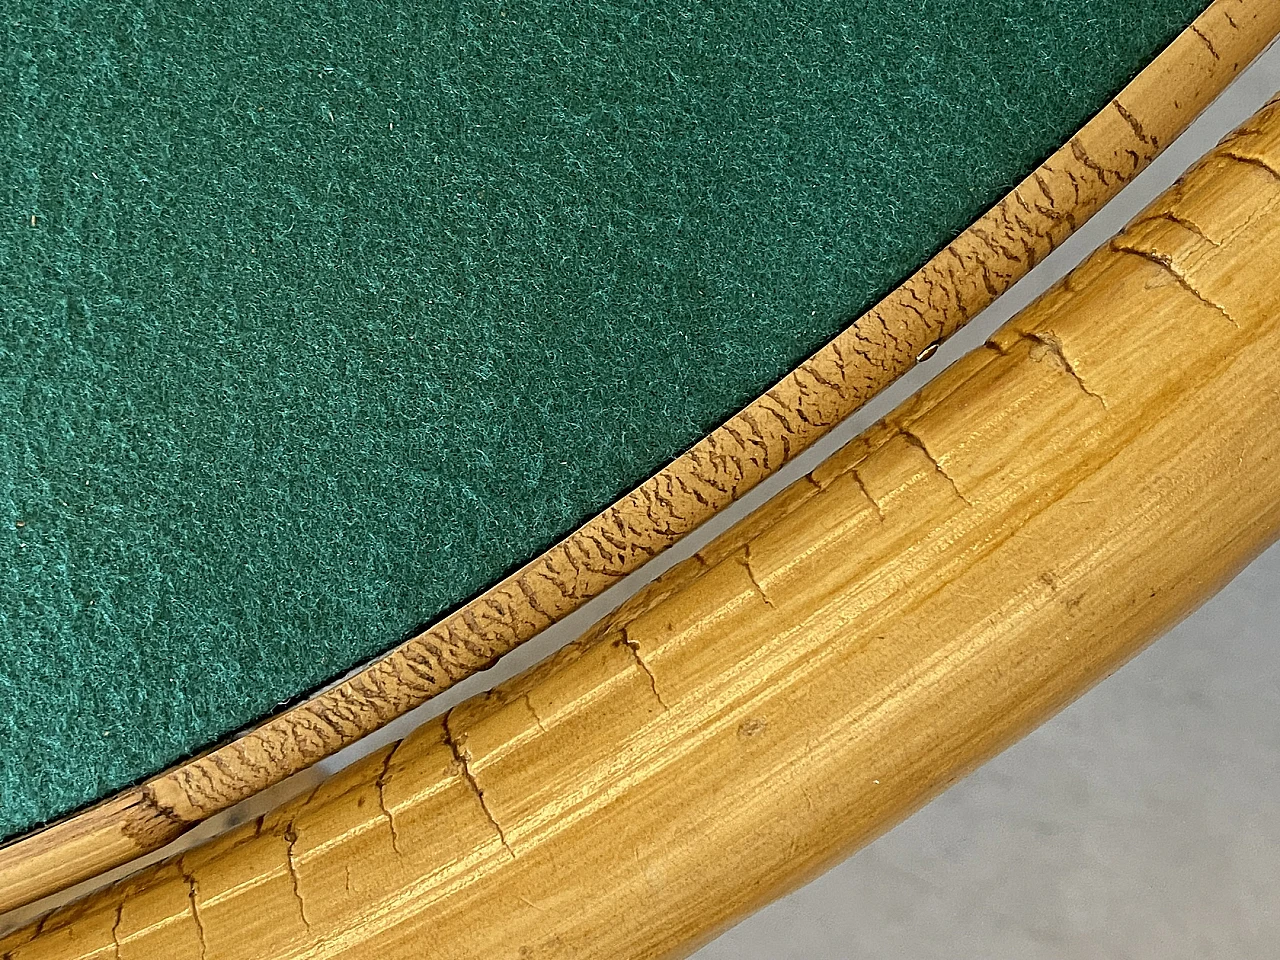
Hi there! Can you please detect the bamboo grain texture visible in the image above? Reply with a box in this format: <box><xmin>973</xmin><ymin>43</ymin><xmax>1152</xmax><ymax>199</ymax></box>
<box><xmin>7</xmin><ymin>80</ymin><xmax>1280</xmax><ymax>960</ymax></box>
<box><xmin>2</xmin><ymin>0</ymin><xmax>1274</xmax><ymax>916</ymax></box>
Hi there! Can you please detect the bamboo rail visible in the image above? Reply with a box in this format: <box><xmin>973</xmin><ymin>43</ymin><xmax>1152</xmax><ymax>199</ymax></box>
<box><xmin>6</xmin><ymin>81</ymin><xmax>1280</xmax><ymax>960</ymax></box>
<box><xmin>2</xmin><ymin>0</ymin><xmax>1276</xmax><ymax>916</ymax></box>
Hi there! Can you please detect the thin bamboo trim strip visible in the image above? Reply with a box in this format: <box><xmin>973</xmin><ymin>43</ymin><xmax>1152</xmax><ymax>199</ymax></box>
<box><xmin>1</xmin><ymin>0</ymin><xmax>1276</xmax><ymax>918</ymax></box>
<box><xmin>9</xmin><ymin>87</ymin><xmax>1280</xmax><ymax>960</ymax></box>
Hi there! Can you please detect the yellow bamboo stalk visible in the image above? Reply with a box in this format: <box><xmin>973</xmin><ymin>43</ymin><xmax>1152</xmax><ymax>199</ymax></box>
<box><xmin>8</xmin><ymin>81</ymin><xmax>1280</xmax><ymax>960</ymax></box>
<box><xmin>1</xmin><ymin>0</ymin><xmax>1275</xmax><ymax>917</ymax></box>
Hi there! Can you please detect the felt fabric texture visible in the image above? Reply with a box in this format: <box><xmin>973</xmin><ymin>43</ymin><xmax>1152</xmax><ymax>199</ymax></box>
<box><xmin>0</xmin><ymin>0</ymin><xmax>1206</xmax><ymax>839</ymax></box>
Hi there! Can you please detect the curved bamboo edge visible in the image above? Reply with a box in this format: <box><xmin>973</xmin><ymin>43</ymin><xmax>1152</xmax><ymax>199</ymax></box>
<box><xmin>8</xmin><ymin>87</ymin><xmax>1280</xmax><ymax>960</ymax></box>
<box><xmin>1</xmin><ymin>0</ymin><xmax>1276</xmax><ymax>918</ymax></box>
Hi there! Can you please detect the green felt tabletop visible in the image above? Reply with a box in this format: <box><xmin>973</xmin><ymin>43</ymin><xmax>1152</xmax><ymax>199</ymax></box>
<box><xmin>0</xmin><ymin>0</ymin><xmax>1206</xmax><ymax>839</ymax></box>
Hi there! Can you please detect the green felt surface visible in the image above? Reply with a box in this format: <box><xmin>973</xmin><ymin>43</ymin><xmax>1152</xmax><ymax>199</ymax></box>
<box><xmin>0</xmin><ymin>0</ymin><xmax>1206</xmax><ymax>839</ymax></box>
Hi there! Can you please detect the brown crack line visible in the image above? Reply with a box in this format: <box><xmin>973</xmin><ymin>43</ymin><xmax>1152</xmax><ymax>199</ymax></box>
<box><xmin>1191</xmin><ymin>24</ymin><xmax>1221</xmax><ymax>59</ymax></box>
<box><xmin>375</xmin><ymin>742</ymin><xmax>405</xmax><ymax>857</ymax></box>
<box><xmin>899</xmin><ymin>428</ymin><xmax>974</xmax><ymax>508</ymax></box>
<box><xmin>619</xmin><ymin>629</ymin><xmax>671</xmax><ymax>711</ymax></box>
<box><xmin>1219</xmin><ymin>147</ymin><xmax>1280</xmax><ymax>184</ymax></box>
<box><xmin>1113</xmin><ymin>99</ymin><xmax>1157</xmax><ymax>147</ymax></box>
<box><xmin>442</xmin><ymin>711</ymin><xmax>516</xmax><ymax>858</ymax></box>
<box><xmin>1017</xmin><ymin>331</ymin><xmax>1109</xmax><ymax>409</ymax></box>
<box><xmin>849</xmin><ymin>468</ymin><xmax>887</xmax><ymax>522</ymax></box>
<box><xmin>179</xmin><ymin>859</ymin><xmax>210</xmax><ymax>960</ymax></box>
<box><xmin>282</xmin><ymin>824</ymin><xmax>311</xmax><ymax>931</ymax></box>
<box><xmin>110</xmin><ymin>901</ymin><xmax>124</xmax><ymax>960</ymax></box>
<box><xmin>520</xmin><ymin>693</ymin><xmax>549</xmax><ymax>735</ymax></box>
<box><xmin>740</xmin><ymin>545</ymin><xmax>776</xmax><ymax>609</ymax></box>
<box><xmin>1110</xmin><ymin>241</ymin><xmax>1242</xmax><ymax>326</ymax></box>
<box><xmin>1133</xmin><ymin>210</ymin><xmax>1221</xmax><ymax>246</ymax></box>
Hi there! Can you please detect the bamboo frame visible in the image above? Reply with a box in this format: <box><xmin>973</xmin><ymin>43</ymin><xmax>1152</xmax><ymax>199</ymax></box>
<box><xmin>2</xmin><ymin>0</ymin><xmax>1275</xmax><ymax>916</ymax></box>
<box><xmin>6</xmin><ymin>79</ymin><xmax>1280</xmax><ymax>960</ymax></box>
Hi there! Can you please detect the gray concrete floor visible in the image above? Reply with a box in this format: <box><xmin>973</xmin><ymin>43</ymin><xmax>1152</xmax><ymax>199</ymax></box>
<box><xmin>3</xmin><ymin>35</ymin><xmax>1278</xmax><ymax>960</ymax></box>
